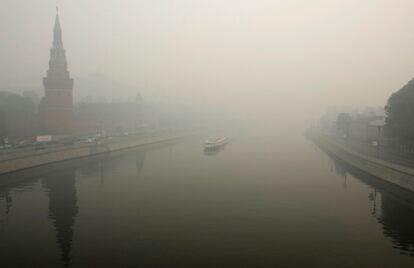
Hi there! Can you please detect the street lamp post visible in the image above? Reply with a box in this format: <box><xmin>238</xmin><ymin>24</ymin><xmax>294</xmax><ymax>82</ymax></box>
<box><xmin>370</xmin><ymin>119</ymin><xmax>385</xmax><ymax>158</ymax></box>
<box><xmin>376</xmin><ymin>125</ymin><xmax>382</xmax><ymax>156</ymax></box>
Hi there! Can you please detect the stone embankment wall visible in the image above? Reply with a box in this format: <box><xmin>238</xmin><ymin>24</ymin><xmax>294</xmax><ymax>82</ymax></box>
<box><xmin>0</xmin><ymin>133</ymin><xmax>194</xmax><ymax>175</ymax></box>
<box><xmin>309</xmin><ymin>132</ymin><xmax>414</xmax><ymax>192</ymax></box>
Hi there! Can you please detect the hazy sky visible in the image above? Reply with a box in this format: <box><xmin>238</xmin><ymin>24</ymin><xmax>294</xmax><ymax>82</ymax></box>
<box><xmin>2</xmin><ymin>0</ymin><xmax>414</xmax><ymax>122</ymax></box>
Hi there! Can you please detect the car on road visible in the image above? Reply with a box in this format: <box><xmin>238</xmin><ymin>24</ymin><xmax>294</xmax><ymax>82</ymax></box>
<box><xmin>0</xmin><ymin>144</ymin><xmax>12</xmax><ymax>150</ymax></box>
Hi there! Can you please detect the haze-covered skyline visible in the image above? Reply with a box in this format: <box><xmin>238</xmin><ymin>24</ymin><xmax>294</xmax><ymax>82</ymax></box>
<box><xmin>2</xmin><ymin>0</ymin><xmax>414</xmax><ymax>122</ymax></box>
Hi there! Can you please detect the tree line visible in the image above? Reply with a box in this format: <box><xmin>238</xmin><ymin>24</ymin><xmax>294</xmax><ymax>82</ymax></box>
<box><xmin>0</xmin><ymin>91</ymin><xmax>37</xmax><ymax>146</ymax></box>
<box><xmin>333</xmin><ymin>78</ymin><xmax>414</xmax><ymax>145</ymax></box>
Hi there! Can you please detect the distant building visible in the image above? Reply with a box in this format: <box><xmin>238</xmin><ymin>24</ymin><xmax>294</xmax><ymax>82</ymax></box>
<box><xmin>0</xmin><ymin>91</ymin><xmax>37</xmax><ymax>141</ymax></box>
<box><xmin>22</xmin><ymin>90</ymin><xmax>40</xmax><ymax>107</ymax></box>
<box><xmin>349</xmin><ymin>115</ymin><xmax>385</xmax><ymax>142</ymax></box>
<box><xmin>76</xmin><ymin>98</ymin><xmax>142</xmax><ymax>135</ymax></box>
<box><xmin>39</xmin><ymin>9</ymin><xmax>74</xmax><ymax>135</ymax></box>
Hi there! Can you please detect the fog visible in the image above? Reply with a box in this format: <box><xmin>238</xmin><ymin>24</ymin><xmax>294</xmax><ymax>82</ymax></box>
<box><xmin>4</xmin><ymin>2</ymin><xmax>414</xmax><ymax>267</ymax></box>
<box><xmin>2</xmin><ymin>0</ymin><xmax>414</xmax><ymax>128</ymax></box>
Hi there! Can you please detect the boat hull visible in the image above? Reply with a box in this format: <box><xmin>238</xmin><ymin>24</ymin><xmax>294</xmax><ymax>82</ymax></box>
<box><xmin>204</xmin><ymin>137</ymin><xmax>227</xmax><ymax>150</ymax></box>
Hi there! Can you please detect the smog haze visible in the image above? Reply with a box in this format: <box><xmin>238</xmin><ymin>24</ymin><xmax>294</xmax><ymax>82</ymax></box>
<box><xmin>2</xmin><ymin>0</ymin><xmax>414</xmax><ymax>126</ymax></box>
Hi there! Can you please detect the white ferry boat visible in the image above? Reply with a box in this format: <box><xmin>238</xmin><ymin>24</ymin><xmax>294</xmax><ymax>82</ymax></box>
<box><xmin>204</xmin><ymin>137</ymin><xmax>227</xmax><ymax>150</ymax></box>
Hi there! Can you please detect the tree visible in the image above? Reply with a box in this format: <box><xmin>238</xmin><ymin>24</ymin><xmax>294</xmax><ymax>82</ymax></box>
<box><xmin>385</xmin><ymin>78</ymin><xmax>414</xmax><ymax>141</ymax></box>
<box><xmin>0</xmin><ymin>91</ymin><xmax>36</xmax><ymax>140</ymax></box>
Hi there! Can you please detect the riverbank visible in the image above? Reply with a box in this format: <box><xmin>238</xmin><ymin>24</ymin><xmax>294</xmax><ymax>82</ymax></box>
<box><xmin>308</xmin><ymin>131</ymin><xmax>414</xmax><ymax>193</ymax></box>
<box><xmin>0</xmin><ymin>132</ymin><xmax>197</xmax><ymax>176</ymax></box>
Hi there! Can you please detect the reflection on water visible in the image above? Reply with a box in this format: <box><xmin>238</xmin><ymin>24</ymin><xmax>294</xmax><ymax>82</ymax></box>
<box><xmin>203</xmin><ymin>144</ymin><xmax>227</xmax><ymax>156</ymax></box>
<box><xmin>135</xmin><ymin>149</ymin><xmax>146</xmax><ymax>176</ymax></box>
<box><xmin>0</xmin><ymin>188</ymin><xmax>12</xmax><ymax>215</ymax></box>
<box><xmin>327</xmin><ymin>151</ymin><xmax>414</xmax><ymax>257</ymax></box>
<box><xmin>42</xmin><ymin>169</ymin><xmax>78</xmax><ymax>267</ymax></box>
<box><xmin>0</xmin><ymin>180</ymin><xmax>37</xmax><ymax>229</ymax></box>
<box><xmin>1</xmin><ymin>137</ymin><xmax>414</xmax><ymax>267</ymax></box>
<box><xmin>380</xmin><ymin>194</ymin><xmax>414</xmax><ymax>256</ymax></box>
<box><xmin>38</xmin><ymin>149</ymin><xmax>147</xmax><ymax>267</ymax></box>
<box><xmin>0</xmin><ymin>187</ymin><xmax>12</xmax><ymax>230</ymax></box>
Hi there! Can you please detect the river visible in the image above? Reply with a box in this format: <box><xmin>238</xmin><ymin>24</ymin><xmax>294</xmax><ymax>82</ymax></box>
<box><xmin>1</xmin><ymin>129</ymin><xmax>414</xmax><ymax>267</ymax></box>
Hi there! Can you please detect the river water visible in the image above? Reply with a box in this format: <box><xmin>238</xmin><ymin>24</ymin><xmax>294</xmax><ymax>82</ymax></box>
<box><xmin>1</xmin><ymin>129</ymin><xmax>414</xmax><ymax>267</ymax></box>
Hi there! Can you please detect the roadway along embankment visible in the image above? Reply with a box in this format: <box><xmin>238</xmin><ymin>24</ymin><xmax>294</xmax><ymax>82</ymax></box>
<box><xmin>308</xmin><ymin>132</ymin><xmax>414</xmax><ymax>192</ymax></box>
<box><xmin>0</xmin><ymin>133</ymin><xmax>196</xmax><ymax>176</ymax></box>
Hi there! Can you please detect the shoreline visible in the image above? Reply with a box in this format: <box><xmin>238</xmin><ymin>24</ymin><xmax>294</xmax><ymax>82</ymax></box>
<box><xmin>0</xmin><ymin>132</ymin><xmax>197</xmax><ymax>177</ymax></box>
<box><xmin>307</xmin><ymin>131</ymin><xmax>414</xmax><ymax>193</ymax></box>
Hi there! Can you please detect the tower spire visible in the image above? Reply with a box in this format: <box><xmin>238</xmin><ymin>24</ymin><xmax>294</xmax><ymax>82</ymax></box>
<box><xmin>55</xmin><ymin>6</ymin><xmax>60</xmax><ymax>28</ymax></box>
<box><xmin>45</xmin><ymin>7</ymin><xmax>72</xmax><ymax>85</ymax></box>
<box><xmin>41</xmin><ymin>8</ymin><xmax>74</xmax><ymax>134</ymax></box>
<box><xmin>53</xmin><ymin>7</ymin><xmax>62</xmax><ymax>48</ymax></box>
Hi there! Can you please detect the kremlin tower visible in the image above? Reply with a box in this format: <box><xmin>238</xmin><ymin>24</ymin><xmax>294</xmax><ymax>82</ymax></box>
<box><xmin>40</xmin><ymin>8</ymin><xmax>74</xmax><ymax>134</ymax></box>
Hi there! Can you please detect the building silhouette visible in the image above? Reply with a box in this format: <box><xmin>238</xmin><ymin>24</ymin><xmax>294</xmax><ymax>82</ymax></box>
<box><xmin>39</xmin><ymin>9</ymin><xmax>74</xmax><ymax>134</ymax></box>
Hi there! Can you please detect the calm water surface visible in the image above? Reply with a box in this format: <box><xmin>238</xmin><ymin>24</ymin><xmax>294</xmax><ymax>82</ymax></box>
<box><xmin>1</xmin><ymin>130</ymin><xmax>414</xmax><ymax>267</ymax></box>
